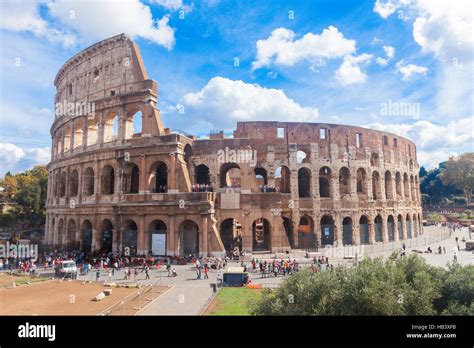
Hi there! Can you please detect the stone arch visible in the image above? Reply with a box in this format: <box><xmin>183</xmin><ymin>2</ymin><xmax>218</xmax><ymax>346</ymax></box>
<box><xmin>385</xmin><ymin>171</ymin><xmax>393</xmax><ymax>199</ymax></box>
<box><xmin>148</xmin><ymin>219</ymin><xmax>167</xmax><ymax>255</ymax></box>
<box><xmin>356</xmin><ymin>168</ymin><xmax>368</xmax><ymax>194</ymax></box>
<box><xmin>220</xmin><ymin>218</ymin><xmax>240</xmax><ymax>252</ymax></box>
<box><xmin>255</xmin><ymin>167</ymin><xmax>268</xmax><ymax>187</ymax></box>
<box><xmin>220</xmin><ymin>163</ymin><xmax>241</xmax><ymax>188</ymax></box>
<box><xmin>296</xmin><ymin>150</ymin><xmax>308</xmax><ymax>164</ymax></box>
<box><xmin>275</xmin><ymin>166</ymin><xmax>290</xmax><ymax>193</ymax></box>
<box><xmin>103</xmin><ymin>112</ymin><xmax>119</xmax><ymax>143</ymax></box>
<box><xmin>298</xmin><ymin>167</ymin><xmax>311</xmax><ymax>198</ymax></box>
<box><xmin>86</xmin><ymin>114</ymin><xmax>99</xmax><ymax>146</ymax></box>
<box><xmin>374</xmin><ymin>215</ymin><xmax>383</xmax><ymax>242</ymax></box>
<box><xmin>395</xmin><ymin>172</ymin><xmax>402</xmax><ymax>197</ymax></box>
<box><xmin>100</xmin><ymin>219</ymin><xmax>114</xmax><ymax>252</ymax></box>
<box><xmin>195</xmin><ymin>164</ymin><xmax>210</xmax><ymax>185</ymax></box>
<box><xmin>403</xmin><ymin>173</ymin><xmax>410</xmax><ymax>199</ymax></box>
<box><xmin>406</xmin><ymin>214</ymin><xmax>412</xmax><ymax>238</ymax></box>
<box><xmin>410</xmin><ymin>175</ymin><xmax>416</xmax><ymax>202</ymax></box>
<box><xmin>66</xmin><ymin>219</ymin><xmax>77</xmax><ymax>249</ymax></box>
<box><xmin>57</xmin><ymin>218</ymin><xmax>64</xmax><ymax>245</ymax></box>
<box><xmin>125</xmin><ymin>110</ymin><xmax>142</xmax><ymax>139</ymax></box>
<box><xmin>412</xmin><ymin>213</ymin><xmax>418</xmax><ymax>237</ymax></box>
<box><xmin>320</xmin><ymin>215</ymin><xmax>335</xmax><ymax>246</ymax></box>
<box><xmin>60</xmin><ymin>172</ymin><xmax>67</xmax><ymax>198</ymax></box>
<box><xmin>123</xmin><ymin>162</ymin><xmax>140</xmax><ymax>194</ymax></box>
<box><xmin>342</xmin><ymin>216</ymin><xmax>353</xmax><ymax>245</ymax></box>
<box><xmin>123</xmin><ymin>219</ymin><xmax>138</xmax><ymax>256</ymax></box>
<box><xmin>83</xmin><ymin>167</ymin><xmax>94</xmax><ymax>196</ymax></box>
<box><xmin>73</xmin><ymin>118</ymin><xmax>84</xmax><ymax>149</ymax></box>
<box><xmin>298</xmin><ymin>215</ymin><xmax>315</xmax><ymax>249</ymax></box>
<box><xmin>81</xmin><ymin>219</ymin><xmax>93</xmax><ymax>253</ymax></box>
<box><xmin>100</xmin><ymin>165</ymin><xmax>115</xmax><ymax>195</ymax></box>
<box><xmin>282</xmin><ymin>217</ymin><xmax>293</xmax><ymax>248</ymax></box>
<box><xmin>183</xmin><ymin>144</ymin><xmax>193</xmax><ymax>164</ymax></box>
<box><xmin>372</xmin><ymin>171</ymin><xmax>382</xmax><ymax>200</ymax></box>
<box><xmin>397</xmin><ymin>214</ymin><xmax>404</xmax><ymax>240</ymax></box>
<box><xmin>252</xmin><ymin>218</ymin><xmax>271</xmax><ymax>251</ymax></box>
<box><xmin>319</xmin><ymin>166</ymin><xmax>332</xmax><ymax>198</ymax></box>
<box><xmin>69</xmin><ymin>169</ymin><xmax>79</xmax><ymax>197</ymax></box>
<box><xmin>149</xmin><ymin>161</ymin><xmax>168</xmax><ymax>193</ymax></box>
<box><xmin>370</xmin><ymin>152</ymin><xmax>380</xmax><ymax>166</ymax></box>
<box><xmin>387</xmin><ymin>215</ymin><xmax>395</xmax><ymax>241</ymax></box>
<box><xmin>179</xmin><ymin>219</ymin><xmax>200</xmax><ymax>256</ymax></box>
<box><xmin>339</xmin><ymin>167</ymin><xmax>351</xmax><ymax>196</ymax></box>
<box><xmin>359</xmin><ymin>215</ymin><xmax>369</xmax><ymax>244</ymax></box>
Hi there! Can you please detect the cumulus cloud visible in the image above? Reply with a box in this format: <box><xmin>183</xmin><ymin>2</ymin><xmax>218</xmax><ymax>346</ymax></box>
<box><xmin>396</xmin><ymin>59</ymin><xmax>428</xmax><ymax>80</ymax></box>
<box><xmin>335</xmin><ymin>53</ymin><xmax>372</xmax><ymax>85</ymax></box>
<box><xmin>365</xmin><ymin>117</ymin><xmax>474</xmax><ymax>168</ymax></box>
<box><xmin>373</xmin><ymin>0</ymin><xmax>473</xmax><ymax>118</ymax></box>
<box><xmin>177</xmin><ymin>77</ymin><xmax>319</xmax><ymax>131</ymax></box>
<box><xmin>376</xmin><ymin>45</ymin><xmax>395</xmax><ymax>66</ymax></box>
<box><xmin>0</xmin><ymin>143</ymin><xmax>50</xmax><ymax>176</ymax></box>
<box><xmin>152</xmin><ymin>0</ymin><xmax>183</xmax><ymax>11</ymax></box>
<box><xmin>252</xmin><ymin>26</ymin><xmax>356</xmax><ymax>70</ymax></box>
<box><xmin>0</xmin><ymin>0</ymin><xmax>176</xmax><ymax>49</ymax></box>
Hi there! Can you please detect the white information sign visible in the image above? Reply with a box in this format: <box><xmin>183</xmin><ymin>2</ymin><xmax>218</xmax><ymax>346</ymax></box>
<box><xmin>152</xmin><ymin>234</ymin><xmax>166</xmax><ymax>255</ymax></box>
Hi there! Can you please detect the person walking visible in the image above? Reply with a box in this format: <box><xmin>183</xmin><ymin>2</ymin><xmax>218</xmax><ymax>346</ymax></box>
<box><xmin>204</xmin><ymin>264</ymin><xmax>209</xmax><ymax>279</ymax></box>
<box><xmin>96</xmin><ymin>269</ymin><xmax>100</xmax><ymax>282</ymax></box>
<box><xmin>145</xmin><ymin>266</ymin><xmax>150</xmax><ymax>280</ymax></box>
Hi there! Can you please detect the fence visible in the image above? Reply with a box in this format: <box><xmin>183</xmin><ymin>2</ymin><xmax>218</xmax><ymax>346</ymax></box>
<box><xmin>97</xmin><ymin>277</ymin><xmax>165</xmax><ymax>316</ymax></box>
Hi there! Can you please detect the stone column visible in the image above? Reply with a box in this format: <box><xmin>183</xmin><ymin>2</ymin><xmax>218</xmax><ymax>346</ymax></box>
<box><xmin>402</xmin><ymin>216</ymin><xmax>407</xmax><ymax>240</ymax></box>
<box><xmin>168</xmin><ymin>215</ymin><xmax>176</xmax><ymax>256</ymax></box>
<box><xmin>331</xmin><ymin>173</ymin><xmax>340</xmax><ymax>201</ymax></box>
<box><xmin>382</xmin><ymin>215</ymin><xmax>388</xmax><ymax>242</ymax></box>
<box><xmin>335</xmin><ymin>215</ymin><xmax>343</xmax><ymax>247</ymax></box>
<box><xmin>353</xmin><ymin>219</ymin><xmax>360</xmax><ymax>245</ymax></box>
<box><xmin>82</xmin><ymin>116</ymin><xmax>88</xmax><ymax>150</ymax></box>
<box><xmin>139</xmin><ymin>154</ymin><xmax>148</xmax><ymax>193</ymax></box>
<box><xmin>98</xmin><ymin>111</ymin><xmax>104</xmax><ymax>146</ymax></box>
<box><xmin>201</xmin><ymin>216</ymin><xmax>209</xmax><ymax>257</ymax></box>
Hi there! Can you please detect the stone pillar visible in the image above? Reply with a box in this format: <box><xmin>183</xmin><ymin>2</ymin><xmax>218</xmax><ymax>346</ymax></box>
<box><xmin>168</xmin><ymin>215</ymin><xmax>176</xmax><ymax>256</ymax></box>
<box><xmin>335</xmin><ymin>215</ymin><xmax>343</xmax><ymax>247</ymax></box>
<box><xmin>402</xmin><ymin>216</ymin><xmax>407</xmax><ymax>240</ymax></box>
<box><xmin>314</xmin><ymin>215</ymin><xmax>321</xmax><ymax>249</ymax></box>
<box><xmin>69</xmin><ymin>120</ymin><xmax>75</xmax><ymax>153</ymax></box>
<box><xmin>82</xmin><ymin>116</ymin><xmax>88</xmax><ymax>150</ymax></box>
<box><xmin>139</xmin><ymin>155</ymin><xmax>148</xmax><ymax>193</ymax></box>
<box><xmin>98</xmin><ymin>111</ymin><xmax>104</xmax><ymax>146</ymax></box>
<box><xmin>382</xmin><ymin>215</ymin><xmax>388</xmax><ymax>242</ymax></box>
<box><xmin>367</xmin><ymin>171</ymin><xmax>374</xmax><ymax>200</ymax></box>
<box><xmin>331</xmin><ymin>173</ymin><xmax>340</xmax><ymax>201</ymax></box>
<box><xmin>242</xmin><ymin>212</ymin><xmax>252</xmax><ymax>252</ymax></box>
<box><xmin>201</xmin><ymin>216</ymin><xmax>209</xmax><ymax>256</ymax></box>
<box><xmin>353</xmin><ymin>220</ymin><xmax>360</xmax><ymax>245</ymax></box>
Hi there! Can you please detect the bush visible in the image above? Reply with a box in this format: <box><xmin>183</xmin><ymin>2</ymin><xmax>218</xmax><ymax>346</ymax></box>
<box><xmin>250</xmin><ymin>255</ymin><xmax>473</xmax><ymax>316</ymax></box>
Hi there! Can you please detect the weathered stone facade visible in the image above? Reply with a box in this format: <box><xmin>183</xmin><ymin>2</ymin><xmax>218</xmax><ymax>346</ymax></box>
<box><xmin>45</xmin><ymin>34</ymin><xmax>423</xmax><ymax>257</ymax></box>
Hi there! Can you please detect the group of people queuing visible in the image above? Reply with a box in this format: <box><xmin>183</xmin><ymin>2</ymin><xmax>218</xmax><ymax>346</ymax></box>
<box><xmin>194</xmin><ymin>256</ymin><xmax>228</xmax><ymax>279</ymax></box>
<box><xmin>254</xmin><ymin>258</ymin><xmax>300</xmax><ymax>278</ymax></box>
<box><xmin>259</xmin><ymin>185</ymin><xmax>279</xmax><ymax>193</ymax></box>
<box><xmin>191</xmin><ymin>183</ymin><xmax>213</xmax><ymax>192</ymax></box>
<box><xmin>155</xmin><ymin>185</ymin><xmax>168</xmax><ymax>193</ymax></box>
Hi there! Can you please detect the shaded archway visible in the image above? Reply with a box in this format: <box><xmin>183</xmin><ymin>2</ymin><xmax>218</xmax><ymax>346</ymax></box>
<box><xmin>179</xmin><ymin>220</ymin><xmax>199</xmax><ymax>256</ymax></box>
<box><xmin>385</xmin><ymin>171</ymin><xmax>393</xmax><ymax>199</ymax></box>
<box><xmin>339</xmin><ymin>167</ymin><xmax>350</xmax><ymax>196</ymax></box>
<box><xmin>397</xmin><ymin>215</ymin><xmax>403</xmax><ymax>240</ymax></box>
<box><xmin>283</xmin><ymin>217</ymin><xmax>294</xmax><ymax>248</ymax></box>
<box><xmin>319</xmin><ymin>167</ymin><xmax>331</xmax><ymax>198</ymax></box>
<box><xmin>387</xmin><ymin>215</ymin><xmax>395</xmax><ymax>241</ymax></box>
<box><xmin>220</xmin><ymin>163</ymin><xmax>241</xmax><ymax>188</ymax></box>
<box><xmin>60</xmin><ymin>172</ymin><xmax>66</xmax><ymax>197</ymax></box>
<box><xmin>395</xmin><ymin>172</ymin><xmax>402</xmax><ymax>197</ymax></box>
<box><xmin>195</xmin><ymin>164</ymin><xmax>210</xmax><ymax>185</ymax></box>
<box><xmin>220</xmin><ymin>218</ymin><xmax>238</xmax><ymax>252</ymax></box>
<box><xmin>150</xmin><ymin>161</ymin><xmax>168</xmax><ymax>192</ymax></box>
<box><xmin>275</xmin><ymin>166</ymin><xmax>290</xmax><ymax>193</ymax></box>
<box><xmin>320</xmin><ymin>215</ymin><xmax>334</xmax><ymax>246</ymax></box>
<box><xmin>66</xmin><ymin>219</ymin><xmax>76</xmax><ymax>249</ymax></box>
<box><xmin>252</xmin><ymin>218</ymin><xmax>271</xmax><ymax>251</ymax></box>
<box><xmin>372</xmin><ymin>171</ymin><xmax>381</xmax><ymax>199</ymax></box>
<box><xmin>122</xmin><ymin>220</ymin><xmax>138</xmax><ymax>256</ymax></box>
<box><xmin>81</xmin><ymin>220</ymin><xmax>93</xmax><ymax>253</ymax></box>
<box><xmin>298</xmin><ymin>167</ymin><xmax>311</xmax><ymax>198</ymax></box>
<box><xmin>123</xmin><ymin>163</ymin><xmax>140</xmax><ymax>194</ymax></box>
<box><xmin>83</xmin><ymin>167</ymin><xmax>94</xmax><ymax>196</ymax></box>
<box><xmin>356</xmin><ymin>168</ymin><xmax>367</xmax><ymax>194</ymax></box>
<box><xmin>69</xmin><ymin>170</ymin><xmax>79</xmax><ymax>197</ymax></box>
<box><xmin>359</xmin><ymin>216</ymin><xmax>369</xmax><ymax>244</ymax></box>
<box><xmin>148</xmin><ymin>220</ymin><xmax>167</xmax><ymax>256</ymax></box>
<box><xmin>255</xmin><ymin>167</ymin><xmax>268</xmax><ymax>187</ymax></box>
<box><xmin>413</xmin><ymin>214</ymin><xmax>418</xmax><ymax>237</ymax></box>
<box><xmin>342</xmin><ymin>217</ymin><xmax>353</xmax><ymax>245</ymax></box>
<box><xmin>57</xmin><ymin>219</ymin><xmax>64</xmax><ymax>245</ymax></box>
<box><xmin>374</xmin><ymin>215</ymin><xmax>383</xmax><ymax>242</ymax></box>
<box><xmin>298</xmin><ymin>216</ymin><xmax>316</xmax><ymax>249</ymax></box>
<box><xmin>100</xmin><ymin>165</ymin><xmax>115</xmax><ymax>195</ymax></box>
<box><xmin>403</xmin><ymin>173</ymin><xmax>410</xmax><ymax>199</ymax></box>
<box><xmin>406</xmin><ymin>214</ymin><xmax>412</xmax><ymax>238</ymax></box>
<box><xmin>101</xmin><ymin>219</ymin><xmax>114</xmax><ymax>252</ymax></box>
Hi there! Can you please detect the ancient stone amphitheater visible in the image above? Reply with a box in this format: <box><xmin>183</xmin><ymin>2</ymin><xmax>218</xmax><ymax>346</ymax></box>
<box><xmin>45</xmin><ymin>34</ymin><xmax>423</xmax><ymax>257</ymax></box>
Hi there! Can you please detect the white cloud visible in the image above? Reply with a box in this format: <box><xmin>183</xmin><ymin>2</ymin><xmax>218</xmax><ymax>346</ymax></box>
<box><xmin>384</xmin><ymin>45</ymin><xmax>395</xmax><ymax>59</ymax></box>
<box><xmin>0</xmin><ymin>143</ymin><xmax>50</xmax><ymax>176</ymax></box>
<box><xmin>178</xmin><ymin>77</ymin><xmax>319</xmax><ymax>131</ymax></box>
<box><xmin>335</xmin><ymin>53</ymin><xmax>372</xmax><ymax>85</ymax></box>
<box><xmin>396</xmin><ymin>59</ymin><xmax>428</xmax><ymax>80</ymax></box>
<box><xmin>252</xmin><ymin>26</ymin><xmax>356</xmax><ymax>70</ymax></box>
<box><xmin>47</xmin><ymin>0</ymin><xmax>176</xmax><ymax>49</ymax></box>
<box><xmin>0</xmin><ymin>0</ymin><xmax>76</xmax><ymax>47</ymax></box>
<box><xmin>373</xmin><ymin>0</ymin><xmax>473</xmax><ymax>117</ymax></box>
<box><xmin>0</xmin><ymin>0</ymin><xmax>176</xmax><ymax>49</ymax></box>
<box><xmin>365</xmin><ymin>117</ymin><xmax>474</xmax><ymax>168</ymax></box>
<box><xmin>376</xmin><ymin>57</ymin><xmax>389</xmax><ymax>66</ymax></box>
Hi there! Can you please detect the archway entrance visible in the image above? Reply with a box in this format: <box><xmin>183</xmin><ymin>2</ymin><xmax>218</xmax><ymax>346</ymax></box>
<box><xmin>397</xmin><ymin>215</ymin><xmax>403</xmax><ymax>240</ymax></box>
<box><xmin>101</xmin><ymin>220</ymin><xmax>114</xmax><ymax>252</ymax></box>
<box><xmin>220</xmin><ymin>218</ymin><xmax>240</xmax><ymax>252</ymax></box>
<box><xmin>387</xmin><ymin>215</ymin><xmax>395</xmax><ymax>241</ymax></box>
<box><xmin>179</xmin><ymin>220</ymin><xmax>199</xmax><ymax>256</ymax></box>
<box><xmin>122</xmin><ymin>220</ymin><xmax>138</xmax><ymax>256</ymax></box>
<box><xmin>342</xmin><ymin>217</ymin><xmax>353</xmax><ymax>245</ymax></box>
<box><xmin>252</xmin><ymin>218</ymin><xmax>271</xmax><ymax>252</ymax></box>
<box><xmin>298</xmin><ymin>216</ymin><xmax>316</xmax><ymax>249</ymax></box>
<box><xmin>320</xmin><ymin>215</ymin><xmax>334</xmax><ymax>246</ymax></box>
<box><xmin>374</xmin><ymin>215</ymin><xmax>383</xmax><ymax>242</ymax></box>
<box><xmin>359</xmin><ymin>216</ymin><xmax>369</xmax><ymax>244</ymax></box>
<box><xmin>283</xmin><ymin>217</ymin><xmax>294</xmax><ymax>248</ymax></box>
<box><xmin>81</xmin><ymin>220</ymin><xmax>93</xmax><ymax>253</ymax></box>
<box><xmin>149</xmin><ymin>220</ymin><xmax>167</xmax><ymax>256</ymax></box>
<box><xmin>406</xmin><ymin>215</ymin><xmax>412</xmax><ymax>238</ymax></box>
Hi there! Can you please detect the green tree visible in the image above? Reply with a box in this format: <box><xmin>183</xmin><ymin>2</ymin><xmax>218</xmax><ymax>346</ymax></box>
<box><xmin>441</xmin><ymin>153</ymin><xmax>474</xmax><ymax>204</ymax></box>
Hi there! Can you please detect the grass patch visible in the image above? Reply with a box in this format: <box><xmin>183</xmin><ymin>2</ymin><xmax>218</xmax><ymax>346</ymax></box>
<box><xmin>205</xmin><ymin>287</ymin><xmax>262</xmax><ymax>316</ymax></box>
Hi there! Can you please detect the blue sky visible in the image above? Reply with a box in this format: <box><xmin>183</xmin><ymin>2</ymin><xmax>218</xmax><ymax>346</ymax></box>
<box><xmin>0</xmin><ymin>0</ymin><xmax>473</xmax><ymax>176</ymax></box>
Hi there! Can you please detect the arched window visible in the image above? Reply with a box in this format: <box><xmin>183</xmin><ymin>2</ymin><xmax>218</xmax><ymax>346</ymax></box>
<box><xmin>69</xmin><ymin>169</ymin><xmax>79</xmax><ymax>197</ymax></box>
<box><xmin>372</xmin><ymin>171</ymin><xmax>381</xmax><ymax>199</ymax></box>
<box><xmin>296</xmin><ymin>150</ymin><xmax>307</xmax><ymax>164</ymax></box>
<box><xmin>220</xmin><ymin>163</ymin><xmax>241</xmax><ymax>188</ymax></box>
<box><xmin>356</xmin><ymin>168</ymin><xmax>367</xmax><ymax>194</ymax></box>
<box><xmin>374</xmin><ymin>215</ymin><xmax>383</xmax><ymax>242</ymax></box>
<box><xmin>298</xmin><ymin>168</ymin><xmax>311</xmax><ymax>198</ymax></box>
<box><xmin>100</xmin><ymin>165</ymin><xmax>115</xmax><ymax>195</ymax></box>
<box><xmin>395</xmin><ymin>172</ymin><xmax>402</xmax><ymax>197</ymax></box>
<box><xmin>195</xmin><ymin>164</ymin><xmax>210</xmax><ymax>185</ymax></box>
<box><xmin>149</xmin><ymin>161</ymin><xmax>168</xmax><ymax>193</ymax></box>
<box><xmin>339</xmin><ymin>167</ymin><xmax>350</xmax><ymax>195</ymax></box>
<box><xmin>385</xmin><ymin>171</ymin><xmax>393</xmax><ymax>199</ymax></box>
<box><xmin>123</xmin><ymin>163</ymin><xmax>140</xmax><ymax>194</ymax></box>
<box><xmin>255</xmin><ymin>167</ymin><xmax>268</xmax><ymax>187</ymax></box>
<box><xmin>319</xmin><ymin>167</ymin><xmax>331</xmax><ymax>198</ymax></box>
<box><xmin>359</xmin><ymin>216</ymin><xmax>369</xmax><ymax>244</ymax></box>
<box><xmin>342</xmin><ymin>217</ymin><xmax>353</xmax><ymax>245</ymax></box>
<box><xmin>83</xmin><ymin>167</ymin><xmax>94</xmax><ymax>196</ymax></box>
<box><xmin>60</xmin><ymin>172</ymin><xmax>67</xmax><ymax>198</ymax></box>
<box><xmin>275</xmin><ymin>166</ymin><xmax>290</xmax><ymax>193</ymax></box>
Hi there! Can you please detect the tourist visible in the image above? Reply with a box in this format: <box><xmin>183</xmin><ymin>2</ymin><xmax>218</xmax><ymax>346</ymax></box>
<box><xmin>145</xmin><ymin>266</ymin><xmax>150</xmax><ymax>280</ymax></box>
<box><xmin>96</xmin><ymin>269</ymin><xmax>100</xmax><ymax>281</ymax></box>
<box><xmin>204</xmin><ymin>264</ymin><xmax>209</xmax><ymax>279</ymax></box>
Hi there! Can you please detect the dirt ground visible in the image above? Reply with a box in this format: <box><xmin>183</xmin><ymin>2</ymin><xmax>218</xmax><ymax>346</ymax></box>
<box><xmin>0</xmin><ymin>279</ymin><xmax>167</xmax><ymax>315</ymax></box>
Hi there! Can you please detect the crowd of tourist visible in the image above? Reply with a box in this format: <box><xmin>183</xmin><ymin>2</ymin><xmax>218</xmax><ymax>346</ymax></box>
<box><xmin>191</xmin><ymin>184</ymin><xmax>213</xmax><ymax>192</ymax></box>
<box><xmin>259</xmin><ymin>185</ymin><xmax>279</xmax><ymax>193</ymax></box>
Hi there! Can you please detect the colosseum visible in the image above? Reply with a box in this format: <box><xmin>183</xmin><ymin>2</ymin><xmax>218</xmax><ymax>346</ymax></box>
<box><xmin>45</xmin><ymin>34</ymin><xmax>423</xmax><ymax>257</ymax></box>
